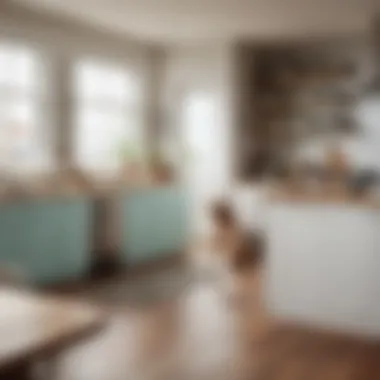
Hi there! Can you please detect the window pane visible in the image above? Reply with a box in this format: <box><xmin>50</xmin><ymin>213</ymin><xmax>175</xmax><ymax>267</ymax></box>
<box><xmin>0</xmin><ymin>44</ymin><xmax>39</xmax><ymax>89</ymax></box>
<box><xmin>0</xmin><ymin>43</ymin><xmax>51</xmax><ymax>175</ymax></box>
<box><xmin>0</xmin><ymin>101</ymin><xmax>41</xmax><ymax>172</ymax></box>
<box><xmin>73</xmin><ymin>60</ymin><xmax>144</xmax><ymax>174</ymax></box>
<box><xmin>74</xmin><ymin>61</ymin><xmax>136</xmax><ymax>102</ymax></box>
<box><xmin>73</xmin><ymin>107</ymin><xmax>126</xmax><ymax>171</ymax></box>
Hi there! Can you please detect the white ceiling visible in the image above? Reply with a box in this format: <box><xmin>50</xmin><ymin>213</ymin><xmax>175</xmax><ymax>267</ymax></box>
<box><xmin>11</xmin><ymin>0</ymin><xmax>375</xmax><ymax>44</ymax></box>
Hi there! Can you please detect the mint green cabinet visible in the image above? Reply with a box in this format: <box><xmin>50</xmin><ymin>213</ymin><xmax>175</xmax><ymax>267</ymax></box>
<box><xmin>0</xmin><ymin>198</ymin><xmax>91</xmax><ymax>285</ymax></box>
<box><xmin>121</xmin><ymin>187</ymin><xmax>187</xmax><ymax>264</ymax></box>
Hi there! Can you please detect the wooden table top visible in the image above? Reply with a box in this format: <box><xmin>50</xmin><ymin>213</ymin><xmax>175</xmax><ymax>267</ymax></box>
<box><xmin>266</xmin><ymin>185</ymin><xmax>380</xmax><ymax>209</ymax></box>
<box><xmin>0</xmin><ymin>288</ymin><xmax>106</xmax><ymax>370</ymax></box>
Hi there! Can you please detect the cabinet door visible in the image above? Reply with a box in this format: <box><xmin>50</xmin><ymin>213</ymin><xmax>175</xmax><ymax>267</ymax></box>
<box><xmin>266</xmin><ymin>204</ymin><xmax>379</xmax><ymax>334</ymax></box>
<box><xmin>32</xmin><ymin>199</ymin><xmax>91</xmax><ymax>283</ymax></box>
<box><xmin>0</xmin><ymin>199</ymin><xmax>90</xmax><ymax>284</ymax></box>
<box><xmin>121</xmin><ymin>187</ymin><xmax>187</xmax><ymax>264</ymax></box>
<box><xmin>266</xmin><ymin>205</ymin><xmax>327</xmax><ymax>317</ymax></box>
<box><xmin>314</xmin><ymin>208</ymin><xmax>377</xmax><ymax>329</ymax></box>
<box><xmin>364</xmin><ymin>213</ymin><xmax>380</xmax><ymax>333</ymax></box>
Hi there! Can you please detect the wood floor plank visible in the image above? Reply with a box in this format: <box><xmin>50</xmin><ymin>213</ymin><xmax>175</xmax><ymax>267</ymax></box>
<box><xmin>49</xmin><ymin>265</ymin><xmax>380</xmax><ymax>380</ymax></box>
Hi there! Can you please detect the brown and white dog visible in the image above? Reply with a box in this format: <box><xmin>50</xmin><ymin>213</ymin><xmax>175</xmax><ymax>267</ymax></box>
<box><xmin>190</xmin><ymin>199</ymin><xmax>260</xmax><ymax>295</ymax></box>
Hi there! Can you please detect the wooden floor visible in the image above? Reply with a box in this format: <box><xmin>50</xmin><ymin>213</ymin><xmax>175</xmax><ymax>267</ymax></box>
<box><xmin>55</xmin><ymin>265</ymin><xmax>380</xmax><ymax>380</ymax></box>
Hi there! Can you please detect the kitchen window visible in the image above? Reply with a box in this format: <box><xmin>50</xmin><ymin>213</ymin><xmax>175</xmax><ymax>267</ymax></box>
<box><xmin>72</xmin><ymin>60</ymin><xmax>143</xmax><ymax>177</ymax></box>
<box><xmin>0</xmin><ymin>42</ymin><xmax>52</xmax><ymax>177</ymax></box>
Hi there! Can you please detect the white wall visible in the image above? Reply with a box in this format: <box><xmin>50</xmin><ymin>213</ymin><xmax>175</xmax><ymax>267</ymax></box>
<box><xmin>163</xmin><ymin>44</ymin><xmax>237</xmax><ymax>235</ymax></box>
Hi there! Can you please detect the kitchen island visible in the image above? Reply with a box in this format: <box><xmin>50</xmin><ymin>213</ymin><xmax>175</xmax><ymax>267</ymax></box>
<box><xmin>265</xmin><ymin>190</ymin><xmax>380</xmax><ymax>338</ymax></box>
